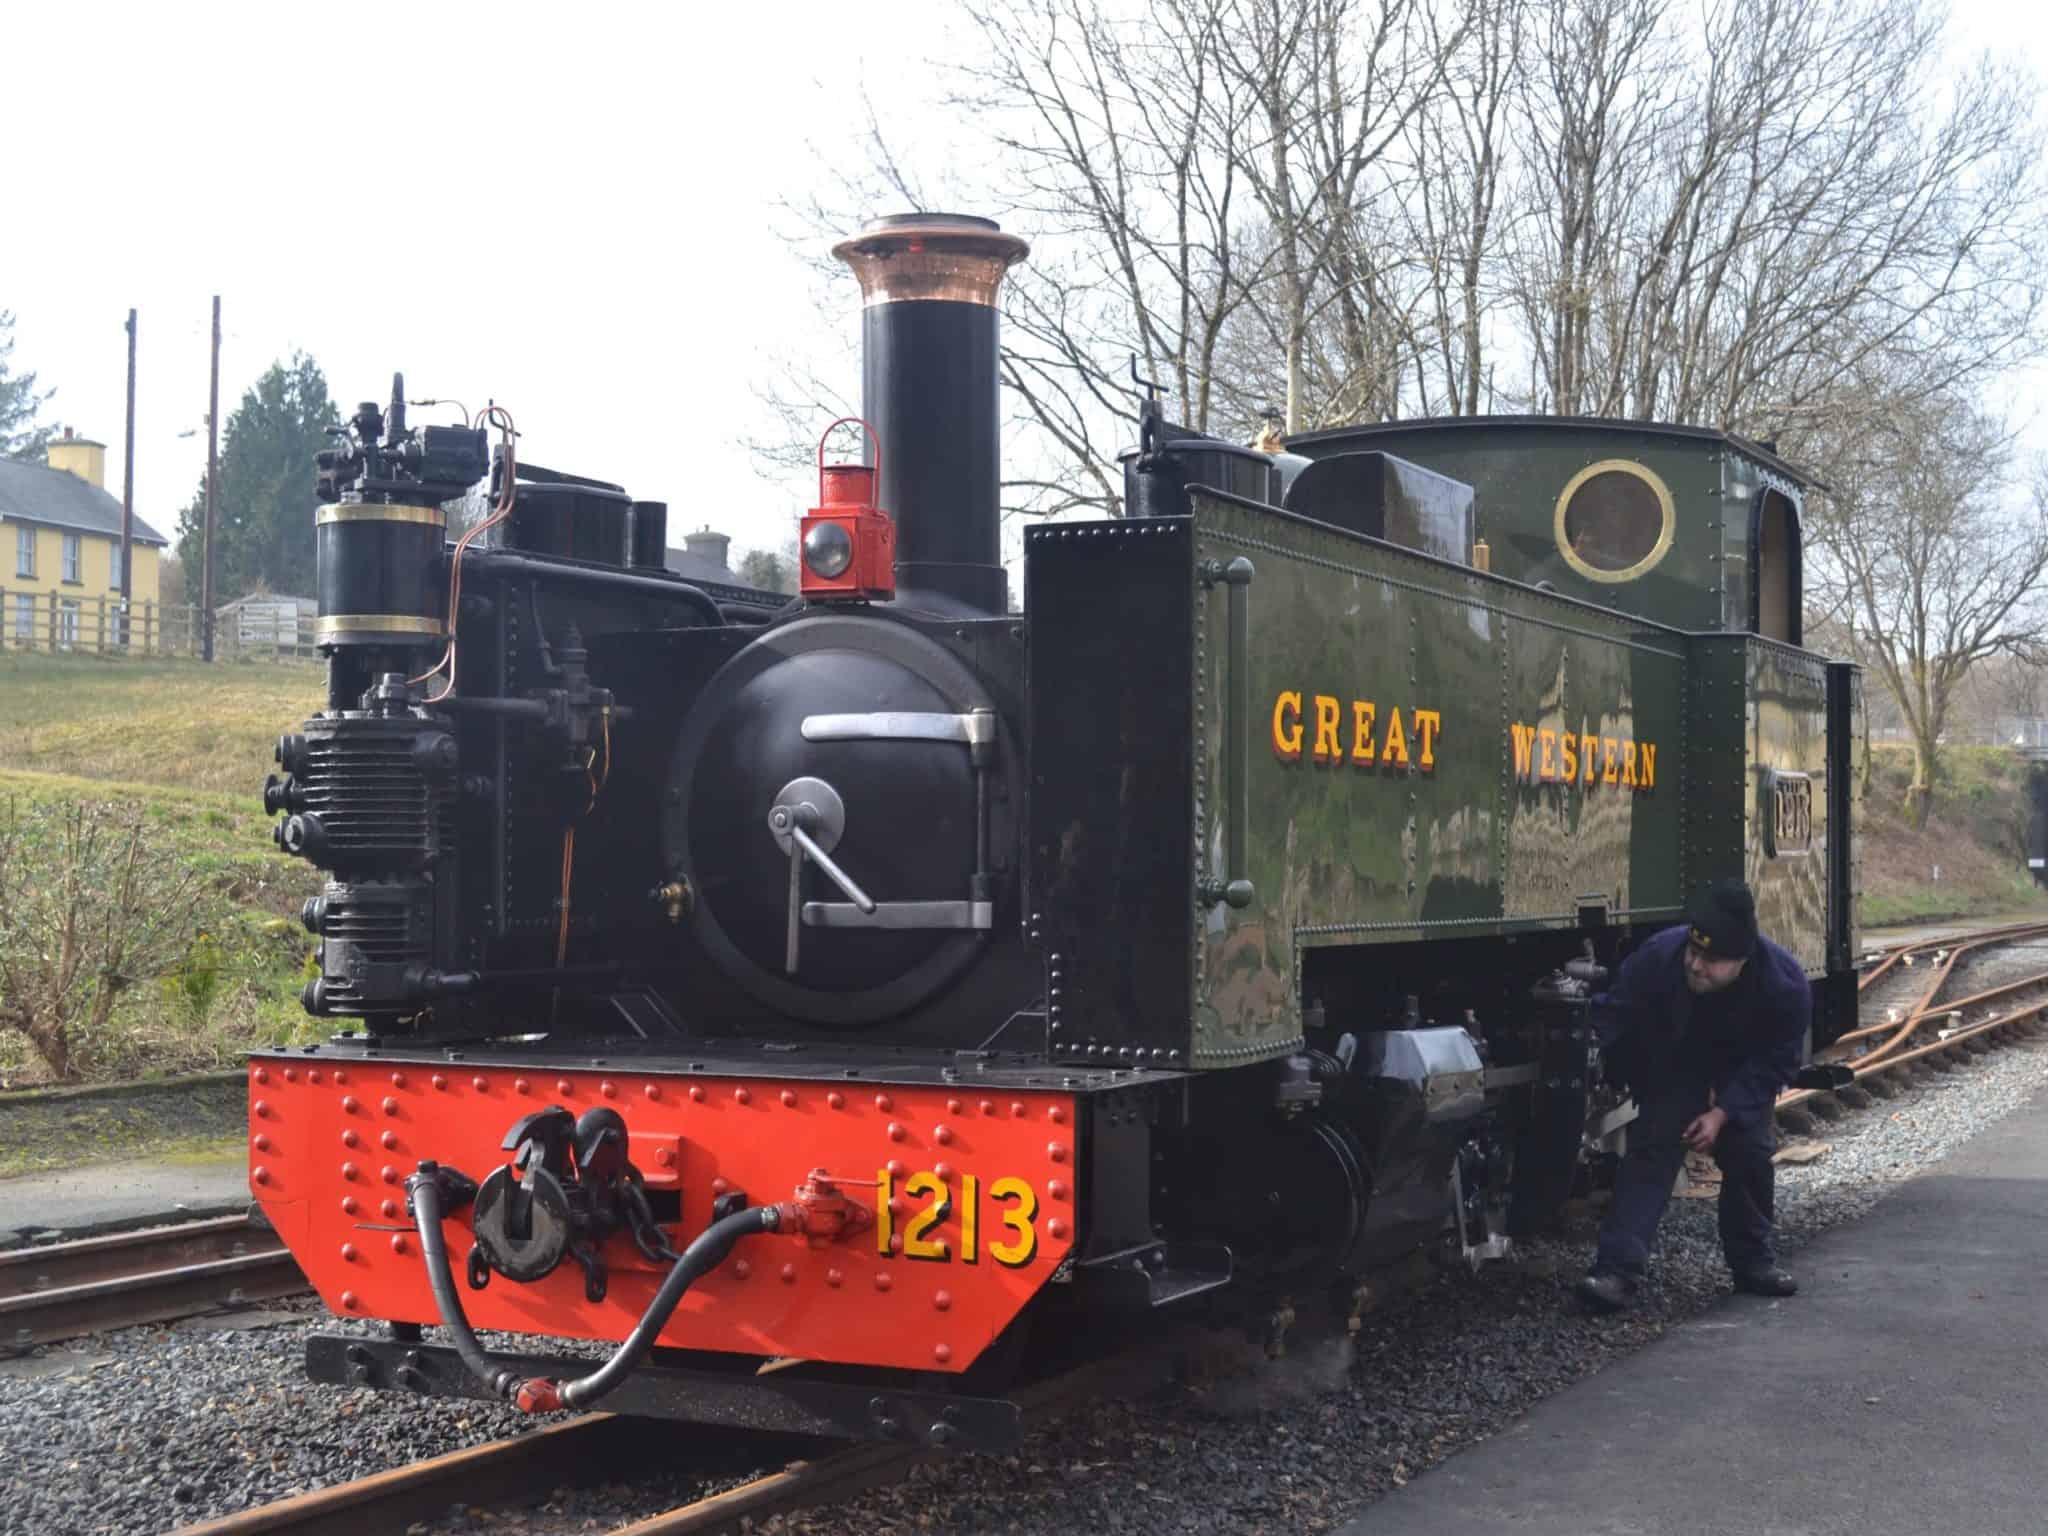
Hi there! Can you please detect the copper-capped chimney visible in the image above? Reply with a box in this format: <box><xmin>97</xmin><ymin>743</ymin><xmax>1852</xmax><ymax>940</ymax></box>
<box><xmin>833</xmin><ymin>213</ymin><xmax>1028</xmax><ymax>613</ymax></box>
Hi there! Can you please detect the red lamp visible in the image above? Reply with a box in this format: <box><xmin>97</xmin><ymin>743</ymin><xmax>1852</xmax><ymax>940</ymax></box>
<box><xmin>800</xmin><ymin>418</ymin><xmax>895</xmax><ymax>601</ymax></box>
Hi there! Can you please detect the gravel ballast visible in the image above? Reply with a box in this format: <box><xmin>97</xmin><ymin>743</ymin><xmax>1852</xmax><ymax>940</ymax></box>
<box><xmin>4</xmin><ymin>963</ymin><xmax>2045</xmax><ymax>1535</ymax></box>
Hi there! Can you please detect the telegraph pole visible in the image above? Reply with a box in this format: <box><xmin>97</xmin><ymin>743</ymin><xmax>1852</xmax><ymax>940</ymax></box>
<box><xmin>120</xmin><ymin>309</ymin><xmax>136</xmax><ymax>648</ymax></box>
<box><xmin>202</xmin><ymin>295</ymin><xmax>220</xmax><ymax>662</ymax></box>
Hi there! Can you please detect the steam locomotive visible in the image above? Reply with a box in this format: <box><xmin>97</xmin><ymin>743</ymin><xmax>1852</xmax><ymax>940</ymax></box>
<box><xmin>248</xmin><ymin>213</ymin><xmax>1862</xmax><ymax>1449</ymax></box>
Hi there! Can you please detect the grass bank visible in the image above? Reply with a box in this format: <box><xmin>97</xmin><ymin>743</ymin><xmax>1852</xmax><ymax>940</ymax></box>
<box><xmin>1860</xmin><ymin>745</ymin><xmax>2048</xmax><ymax>927</ymax></box>
<box><xmin>0</xmin><ymin>653</ymin><xmax>328</xmax><ymax>1085</ymax></box>
<box><xmin>0</xmin><ymin>1075</ymin><xmax>247</xmax><ymax>1178</ymax></box>
<box><xmin>0</xmin><ymin>651</ymin><xmax>321</xmax><ymax>796</ymax></box>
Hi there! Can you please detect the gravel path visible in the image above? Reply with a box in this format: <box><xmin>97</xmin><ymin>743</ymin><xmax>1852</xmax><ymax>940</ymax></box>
<box><xmin>0</xmin><ymin>1314</ymin><xmax>768</xmax><ymax>1536</ymax></box>
<box><xmin>4</xmin><ymin>976</ymin><xmax>2045</xmax><ymax>1536</ymax></box>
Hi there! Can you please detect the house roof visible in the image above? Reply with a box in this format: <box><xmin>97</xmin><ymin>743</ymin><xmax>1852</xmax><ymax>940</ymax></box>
<box><xmin>0</xmin><ymin>458</ymin><xmax>169</xmax><ymax>546</ymax></box>
<box><xmin>664</xmin><ymin>548</ymin><xmax>736</xmax><ymax>585</ymax></box>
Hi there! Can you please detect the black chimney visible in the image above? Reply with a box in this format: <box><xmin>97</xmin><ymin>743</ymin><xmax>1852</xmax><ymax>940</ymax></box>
<box><xmin>832</xmin><ymin>214</ymin><xmax>1028</xmax><ymax>614</ymax></box>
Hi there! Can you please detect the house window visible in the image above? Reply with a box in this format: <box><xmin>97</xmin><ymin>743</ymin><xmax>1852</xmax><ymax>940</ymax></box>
<box><xmin>57</xmin><ymin>599</ymin><xmax>79</xmax><ymax>651</ymax></box>
<box><xmin>12</xmin><ymin>594</ymin><xmax>30</xmax><ymax>641</ymax></box>
<box><xmin>62</xmin><ymin>533</ymin><xmax>81</xmax><ymax>583</ymax></box>
<box><xmin>14</xmin><ymin>525</ymin><xmax>31</xmax><ymax>579</ymax></box>
<box><xmin>108</xmin><ymin>541</ymin><xmax>123</xmax><ymax>591</ymax></box>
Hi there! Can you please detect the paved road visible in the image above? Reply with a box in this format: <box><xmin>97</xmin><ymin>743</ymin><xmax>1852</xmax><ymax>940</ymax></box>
<box><xmin>1330</xmin><ymin>1088</ymin><xmax>2048</xmax><ymax>1536</ymax></box>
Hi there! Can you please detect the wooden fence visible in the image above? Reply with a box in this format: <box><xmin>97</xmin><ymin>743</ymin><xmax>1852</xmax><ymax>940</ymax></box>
<box><xmin>0</xmin><ymin>590</ymin><xmax>319</xmax><ymax>662</ymax></box>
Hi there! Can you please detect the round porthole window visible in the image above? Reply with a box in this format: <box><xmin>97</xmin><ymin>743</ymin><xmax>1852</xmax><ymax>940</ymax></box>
<box><xmin>1553</xmin><ymin>459</ymin><xmax>1676</xmax><ymax>583</ymax></box>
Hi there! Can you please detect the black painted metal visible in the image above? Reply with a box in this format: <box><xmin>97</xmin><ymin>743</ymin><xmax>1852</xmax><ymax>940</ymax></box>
<box><xmin>1822</xmin><ymin>659</ymin><xmax>1862</xmax><ymax>1048</ymax></box>
<box><xmin>864</xmin><ymin>299</ymin><xmax>1005</xmax><ymax>613</ymax></box>
<box><xmin>314</xmin><ymin>518</ymin><xmax>446</xmax><ymax>644</ymax></box>
<box><xmin>305</xmin><ymin>1333</ymin><xmax>1024</xmax><ymax>1449</ymax></box>
<box><xmin>495</xmin><ymin>481</ymin><xmax>635</xmax><ymax>568</ymax></box>
<box><xmin>662</xmin><ymin>611</ymin><xmax>1015</xmax><ymax>1027</ymax></box>
<box><xmin>1281</xmin><ymin>450</ymin><xmax>1474</xmax><ymax>564</ymax></box>
<box><xmin>1025</xmin><ymin>519</ymin><xmax>1196</xmax><ymax>1063</ymax></box>
<box><xmin>1070</xmin><ymin>1240</ymin><xmax>1232</xmax><ymax>1308</ymax></box>
<box><xmin>630</xmin><ymin>500</ymin><xmax>669</xmax><ymax>570</ymax></box>
<box><xmin>1506</xmin><ymin>996</ymin><xmax>1592</xmax><ymax>1236</ymax></box>
<box><xmin>1118</xmin><ymin>425</ymin><xmax>1278</xmax><ymax>522</ymax></box>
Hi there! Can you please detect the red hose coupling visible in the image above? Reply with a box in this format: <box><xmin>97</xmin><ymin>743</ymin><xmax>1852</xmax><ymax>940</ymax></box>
<box><xmin>775</xmin><ymin>1168</ymin><xmax>878</xmax><ymax>1246</ymax></box>
<box><xmin>514</xmin><ymin>1376</ymin><xmax>565</xmax><ymax>1414</ymax></box>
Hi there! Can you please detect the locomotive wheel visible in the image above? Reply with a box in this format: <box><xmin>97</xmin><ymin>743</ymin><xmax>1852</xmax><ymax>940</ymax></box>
<box><xmin>1200</xmin><ymin>1112</ymin><xmax>1371</xmax><ymax>1292</ymax></box>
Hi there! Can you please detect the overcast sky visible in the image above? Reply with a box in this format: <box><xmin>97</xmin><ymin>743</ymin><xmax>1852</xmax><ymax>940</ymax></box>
<box><xmin>0</xmin><ymin>2</ymin><xmax>981</xmax><ymax>567</ymax></box>
<box><xmin>3</xmin><ymin>0</ymin><xmax>2041</xmax><ymax>574</ymax></box>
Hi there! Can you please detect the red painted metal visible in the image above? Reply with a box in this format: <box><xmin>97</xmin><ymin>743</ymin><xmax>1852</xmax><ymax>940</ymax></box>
<box><xmin>800</xmin><ymin>417</ymin><xmax>896</xmax><ymax>600</ymax></box>
<box><xmin>247</xmin><ymin>1059</ymin><xmax>1075</xmax><ymax>1373</ymax></box>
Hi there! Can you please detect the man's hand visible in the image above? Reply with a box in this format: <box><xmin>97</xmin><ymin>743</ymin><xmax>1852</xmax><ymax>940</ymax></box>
<box><xmin>1683</xmin><ymin>1107</ymin><xmax>1729</xmax><ymax>1153</ymax></box>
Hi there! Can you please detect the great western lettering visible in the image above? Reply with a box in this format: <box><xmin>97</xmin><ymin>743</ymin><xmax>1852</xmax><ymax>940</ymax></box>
<box><xmin>1270</xmin><ymin>690</ymin><xmax>1442</xmax><ymax>769</ymax></box>
<box><xmin>1508</xmin><ymin>721</ymin><xmax>1656</xmax><ymax>791</ymax></box>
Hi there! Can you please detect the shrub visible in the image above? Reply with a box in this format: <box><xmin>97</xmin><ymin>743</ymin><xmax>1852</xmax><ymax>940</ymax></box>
<box><xmin>0</xmin><ymin>798</ymin><xmax>202</xmax><ymax>1079</ymax></box>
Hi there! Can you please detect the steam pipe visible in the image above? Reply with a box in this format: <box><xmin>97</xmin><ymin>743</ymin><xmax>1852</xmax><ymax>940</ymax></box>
<box><xmin>459</xmin><ymin>548</ymin><xmax>723</xmax><ymax>626</ymax></box>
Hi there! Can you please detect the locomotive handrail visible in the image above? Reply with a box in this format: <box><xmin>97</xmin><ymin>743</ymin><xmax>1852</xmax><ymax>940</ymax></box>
<box><xmin>1200</xmin><ymin>556</ymin><xmax>1257</xmax><ymax>910</ymax></box>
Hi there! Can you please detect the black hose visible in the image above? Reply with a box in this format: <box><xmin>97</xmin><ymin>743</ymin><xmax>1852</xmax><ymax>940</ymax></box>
<box><xmin>408</xmin><ymin>1169</ymin><xmax>520</xmax><ymax>1401</ymax></box>
<box><xmin>409</xmin><ymin>1165</ymin><xmax>781</xmax><ymax>1413</ymax></box>
<box><xmin>542</xmin><ymin>1204</ymin><xmax>780</xmax><ymax>1411</ymax></box>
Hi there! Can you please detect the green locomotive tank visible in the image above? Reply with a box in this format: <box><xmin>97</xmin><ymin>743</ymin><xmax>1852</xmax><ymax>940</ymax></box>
<box><xmin>1030</xmin><ymin>412</ymin><xmax>1861</xmax><ymax>1075</ymax></box>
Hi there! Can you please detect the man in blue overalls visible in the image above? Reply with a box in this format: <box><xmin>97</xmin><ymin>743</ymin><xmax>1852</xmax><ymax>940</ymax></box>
<box><xmin>1578</xmin><ymin>880</ymin><xmax>1808</xmax><ymax>1312</ymax></box>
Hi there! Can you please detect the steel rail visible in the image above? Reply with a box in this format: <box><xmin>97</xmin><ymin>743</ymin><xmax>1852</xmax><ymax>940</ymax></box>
<box><xmin>1854</xmin><ymin>919</ymin><xmax>2048</xmax><ymax>993</ymax></box>
<box><xmin>607</xmin><ymin>1352</ymin><xmax>1139</xmax><ymax>1534</ymax></box>
<box><xmin>0</xmin><ymin>1216</ymin><xmax>303</xmax><ymax>1348</ymax></box>
<box><xmin>173</xmin><ymin>1413</ymin><xmax>664</xmax><ymax>1536</ymax></box>
<box><xmin>189</xmin><ymin>1346</ymin><xmax>1144</xmax><ymax>1535</ymax></box>
<box><xmin>1771</xmin><ymin>923</ymin><xmax>2048</xmax><ymax>1113</ymax></box>
<box><xmin>1852</xmin><ymin>992</ymin><xmax>2048</xmax><ymax>1077</ymax></box>
<box><xmin>0</xmin><ymin>1214</ymin><xmax>266</xmax><ymax>1290</ymax></box>
<box><xmin>1832</xmin><ymin>966</ymin><xmax>2048</xmax><ymax>1057</ymax></box>
<box><xmin>1779</xmin><ymin>954</ymin><xmax>2048</xmax><ymax>1113</ymax></box>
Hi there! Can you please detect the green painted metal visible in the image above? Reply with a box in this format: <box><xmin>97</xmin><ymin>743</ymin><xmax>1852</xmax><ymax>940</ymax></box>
<box><xmin>1284</xmin><ymin>420</ymin><xmax>1811</xmax><ymax>635</ymax></box>
<box><xmin>1685</xmin><ymin>636</ymin><xmax>1833</xmax><ymax>975</ymax></box>
<box><xmin>1186</xmin><ymin>491</ymin><xmax>1694</xmax><ymax>1067</ymax></box>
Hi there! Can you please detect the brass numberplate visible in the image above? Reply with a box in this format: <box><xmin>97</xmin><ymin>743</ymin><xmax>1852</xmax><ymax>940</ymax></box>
<box><xmin>1765</xmin><ymin>769</ymin><xmax>1814</xmax><ymax>858</ymax></box>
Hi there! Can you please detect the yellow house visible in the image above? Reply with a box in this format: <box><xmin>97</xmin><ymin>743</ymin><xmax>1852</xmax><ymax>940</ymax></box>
<box><xmin>0</xmin><ymin>429</ymin><xmax>167</xmax><ymax>648</ymax></box>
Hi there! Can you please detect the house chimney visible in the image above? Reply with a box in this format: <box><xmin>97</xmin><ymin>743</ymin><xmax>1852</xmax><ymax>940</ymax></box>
<box><xmin>47</xmin><ymin>431</ymin><xmax>107</xmax><ymax>489</ymax></box>
<box><xmin>684</xmin><ymin>527</ymin><xmax>731</xmax><ymax>574</ymax></box>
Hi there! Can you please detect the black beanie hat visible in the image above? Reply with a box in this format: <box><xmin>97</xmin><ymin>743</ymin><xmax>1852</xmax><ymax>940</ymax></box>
<box><xmin>1687</xmin><ymin>879</ymin><xmax>1758</xmax><ymax>960</ymax></box>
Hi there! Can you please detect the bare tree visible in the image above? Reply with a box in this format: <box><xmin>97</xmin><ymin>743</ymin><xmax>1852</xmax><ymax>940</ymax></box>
<box><xmin>1404</xmin><ymin>0</ymin><xmax>1524</xmax><ymax>414</ymax></box>
<box><xmin>751</xmin><ymin>0</ymin><xmax>2046</xmax><ymax>540</ymax></box>
<box><xmin>1805</xmin><ymin>389</ymin><xmax>2048</xmax><ymax>825</ymax></box>
<box><xmin>1213</xmin><ymin>0</ymin><xmax>1445</xmax><ymax>429</ymax></box>
<box><xmin>1507</xmin><ymin>0</ymin><xmax>2046</xmax><ymax>439</ymax></box>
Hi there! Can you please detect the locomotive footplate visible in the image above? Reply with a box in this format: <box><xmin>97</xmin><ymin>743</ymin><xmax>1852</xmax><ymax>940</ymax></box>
<box><xmin>307</xmin><ymin>1333</ymin><xmax>1021</xmax><ymax>1450</ymax></box>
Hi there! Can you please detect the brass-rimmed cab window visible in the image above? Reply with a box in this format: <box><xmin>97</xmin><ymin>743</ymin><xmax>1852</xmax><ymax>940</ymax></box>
<box><xmin>1553</xmin><ymin>459</ymin><xmax>1676</xmax><ymax>583</ymax></box>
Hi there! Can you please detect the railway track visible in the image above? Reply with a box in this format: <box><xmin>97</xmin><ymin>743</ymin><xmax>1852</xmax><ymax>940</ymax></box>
<box><xmin>177</xmin><ymin>1349</ymin><xmax>1135</xmax><ymax>1535</ymax></box>
<box><xmin>0</xmin><ymin>1213</ymin><xmax>304</xmax><ymax>1349</ymax></box>
<box><xmin>1781</xmin><ymin>920</ymin><xmax>2048</xmax><ymax>1124</ymax></box>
